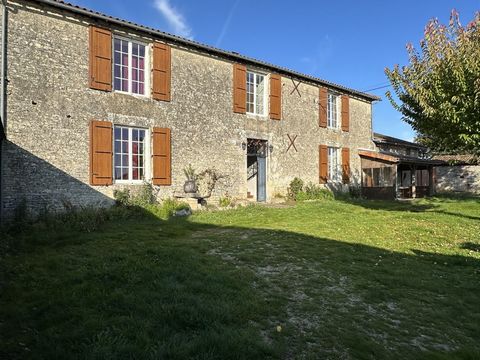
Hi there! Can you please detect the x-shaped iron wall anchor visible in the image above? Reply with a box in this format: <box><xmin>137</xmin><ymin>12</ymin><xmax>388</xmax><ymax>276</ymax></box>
<box><xmin>290</xmin><ymin>79</ymin><xmax>301</xmax><ymax>97</ymax></box>
<box><xmin>286</xmin><ymin>134</ymin><xmax>298</xmax><ymax>152</ymax></box>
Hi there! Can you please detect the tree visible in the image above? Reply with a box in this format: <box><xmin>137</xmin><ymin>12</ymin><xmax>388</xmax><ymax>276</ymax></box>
<box><xmin>385</xmin><ymin>10</ymin><xmax>480</xmax><ymax>154</ymax></box>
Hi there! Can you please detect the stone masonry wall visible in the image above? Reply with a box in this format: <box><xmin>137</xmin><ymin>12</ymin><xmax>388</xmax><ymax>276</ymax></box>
<box><xmin>435</xmin><ymin>166</ymin><xmax>480</xmax><ymax>194</ymax></box>
<box><xmin>1</xmin><ymin>0</ymin><xmax>375</xmax><ymax>217</ymax></box>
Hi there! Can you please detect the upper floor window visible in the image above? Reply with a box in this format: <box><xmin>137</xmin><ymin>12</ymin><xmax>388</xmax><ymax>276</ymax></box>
<box><xmin>246</xmin><ymin>71</ymin><xmax>266</xmax><ymax>116</ymax></box>
<box><xmin>113</xmin><ymin>37</ymin><xmax>149</xmax><ymax>96</ymax></box>
<box><xmin>327</xmin><ymin>92</ymin><xmax>340</xmax><ymax>128</ymax></box>
<box><xmin>114</xmin><ymin>126</ymin><xmax>149</xmax><ymax>182</ymax></box>
<box><xmin>328</xmin><ymin>147</ymin><xmax>341</xmax><ymax>182</ymax></box>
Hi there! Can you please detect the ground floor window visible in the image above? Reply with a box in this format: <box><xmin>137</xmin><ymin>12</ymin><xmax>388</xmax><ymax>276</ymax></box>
<box><xmin>328</xmin><ymin>147</ymin><xmax>341</xmax><ymax>182</ymax></box>
<box><xmin>363</xmin><ymin>166</ymin><xmax>393</xmax><ymax>187</ymax></box>
<box><xmin>114</xmin><ymin>126</ymin><xmax>148</xmax><ymax>182</ymax></box>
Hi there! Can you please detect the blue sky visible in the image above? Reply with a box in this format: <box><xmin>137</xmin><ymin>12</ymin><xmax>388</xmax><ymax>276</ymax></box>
<box><xmin>71</xmin><ymin>0</ymin><xmax>479</xmax><ymax>141</ymax></box>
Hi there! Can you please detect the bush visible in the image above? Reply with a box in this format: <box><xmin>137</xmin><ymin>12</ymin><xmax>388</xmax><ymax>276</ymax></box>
<box><xmin>219</xmin><ymin>193</ymin><xmax>234</xmax><ymax>208</ymax></box>
<box><xmin>152</xmin><ymin>198</ymin><xmax>191</xmax><ymax>218</ymax></box>
<box><xmin>113</xmin><ymin>182</ymin><xmax>157</xmax><ymax>207</ymax></box>
<box><xmin>132</xmin><ymin>182</ymin><xmax>156</xmax><ymax>206</ymax></box>
<box><xmin>287</xmin><ymin>177</ymin><xmax>304</xmax><ymax>200</ymax></box>
<box><xmin>4</xmin><ymin>204</ymin><xmax>134</xmax><ymax>238</ymax></box>
<box><xmin>296</xmin><ymin>183</ymin><xmax>334</xmax><ymax>201</ymax></box>
<box><xmin>113</xmin><ymin>188</ymin><xmax>131</xmax><ymax>206</ymax></box>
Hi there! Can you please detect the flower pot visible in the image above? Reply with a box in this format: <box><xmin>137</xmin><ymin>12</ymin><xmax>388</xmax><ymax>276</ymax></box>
<box><xmin>183</xmin><ymin>180</ymin><xmax>198</xmax><ymax>194</ymax></box>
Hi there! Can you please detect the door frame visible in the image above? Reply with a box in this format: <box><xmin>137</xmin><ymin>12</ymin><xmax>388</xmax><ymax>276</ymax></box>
<box><xmin>246</xmin><ymin>138</ymin><xmax>268</xmax><ymax>202</ymax></box>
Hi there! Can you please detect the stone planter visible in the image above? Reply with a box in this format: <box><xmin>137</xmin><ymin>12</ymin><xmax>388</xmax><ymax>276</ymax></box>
<box><xmin>183</xmin><ymin>180</ymin><xmax>198</xmax><ymax>194</ymax></box>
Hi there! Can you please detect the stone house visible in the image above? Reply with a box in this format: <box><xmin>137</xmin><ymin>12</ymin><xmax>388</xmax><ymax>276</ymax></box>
<box><xmin>0</xmin><ymin>0</ymin><xmax>380</xmax><ymax>219</ymax></box>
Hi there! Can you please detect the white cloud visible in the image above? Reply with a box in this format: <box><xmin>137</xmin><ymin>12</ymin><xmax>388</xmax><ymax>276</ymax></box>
<box><xmin>153</xmin><ymin>0</ymin><xmax>193</xmax><ymax>39</ymax></box>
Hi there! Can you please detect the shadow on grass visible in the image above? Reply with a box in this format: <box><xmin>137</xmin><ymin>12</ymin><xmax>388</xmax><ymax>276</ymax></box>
<box><xmin>460</xmin><ymin>242</ymin><xmax>480</xmax><ymax>253</ymax></box>
<box><xmin>0</xmin><ymin>206</ymin><xmax>479</xmax><ymax>359</ymax></box>
<box><xmin>336</xmin><ymin>193</ymin><xmax>480</xmax><ymax>221</ymax></box>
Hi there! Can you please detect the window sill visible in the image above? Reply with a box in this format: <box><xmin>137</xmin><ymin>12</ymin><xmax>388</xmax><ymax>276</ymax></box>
<box><xmin>246</xmin><ymin>112</ymin><xmax>268</xmax><ymax>120</ymax></box>
<box><xmin>114</xmin><ymin>180</ymin><xmax>147</xmax><ymax>185</ymax></box>
<box><xmin>113</xmin><ymin>90</ymin><xmax>151</xmax><ymax>101</ymax></box>
<box><xmin>327</xmin><ymin>126</ymin><xmax>341</xmax><ymax>131</ymax></box>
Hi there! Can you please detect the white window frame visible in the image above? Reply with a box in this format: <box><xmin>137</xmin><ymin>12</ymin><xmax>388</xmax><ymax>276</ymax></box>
<box><xmin>113</xmin><ymin>125</ymin><xmax>150</xmax><ymax>184</ymax></box>
<box><xmin>112</xmin><ymin>36</ymin><xmax>150</xmax><ymax>97</ymax></box>
<box><xmin>328</xmin><ymin>146</ymin><xmax>341</xmax><ymax>182</ymax></box>
<box><xmin>327</xmin><ymin>91</ymin><xmax>341</xmax><ymax>129</ymax></box>
<box><xmin>246</xmin><ymin>70</ymin><xmax>267</xmax><ymax>117</ymax></box>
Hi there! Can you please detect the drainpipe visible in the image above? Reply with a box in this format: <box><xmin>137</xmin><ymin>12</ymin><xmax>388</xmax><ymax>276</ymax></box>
<box><xmin>0</xmin><ymin>0</ymin><xmax>6</xmax><ymax>135</ymax></box>
<box><xmin>0</xmin><ymin>0</ymin><xmax>5</xmax><ymax>223</ymax></box>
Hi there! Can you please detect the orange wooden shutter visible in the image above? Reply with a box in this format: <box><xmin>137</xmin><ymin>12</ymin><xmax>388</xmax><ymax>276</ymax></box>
<box><xmin>319</xmin><ymin>144</ymin><xmax>328</xmax><ymax>184</ymax></box>
<box><xmin>89</xmin><ymin>120</ymin><xmax>113</xmax><ymax>185</ymax></box>
<box><xmin>152</xmin><ymin>128</ymin><xmax>171</xmax><ymax>185</ymax></box>
<box><xmin>152</xmin><ymin>42</ymin><xmax>171</xmax><ymax>101</ymax></box>
<box><xmin>342</xmin><ymin>147</ymin><xmax>351</xmax><ymax>184</ymax></box>
<box><xmin>319</xmin><ymin>87</ymin><xmax>327</xmax><ymax>128</ymax></box>
<box><xmin>269</xmin><ymin>74</ymin><xmax>282</xmax><ymax>120</ymax></box>
<box><xmin>233</xmin><ymin>64</ymin><xmax>247</xmax><ymax>113</ymax></box>
<box><xmin>341</xmin><ymin>95</ymin><xmax>350</xmax><ymax>132</ymax></box>
<box><xmin>89</xmin><ymin>26</ymin><xmax>112</xmax><ymax>91</ymax></box>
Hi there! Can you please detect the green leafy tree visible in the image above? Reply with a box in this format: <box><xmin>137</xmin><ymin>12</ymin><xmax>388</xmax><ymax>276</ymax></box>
<box><xmin>385</xmin><ymin>10</ymin><xmax>480</xmax><ymax>154</ymax></box>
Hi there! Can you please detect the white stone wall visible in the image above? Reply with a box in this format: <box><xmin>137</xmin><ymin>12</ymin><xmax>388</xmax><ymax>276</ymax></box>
<box><xmin>436</xmin><ymin>166</ymin><xmax>480</xmax><ymax>194</ymax></box>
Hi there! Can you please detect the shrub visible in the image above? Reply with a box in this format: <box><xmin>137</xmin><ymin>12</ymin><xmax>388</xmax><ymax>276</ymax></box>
<box><xmin>296</xmin><ymin>183</ymin><xmax>334</xmax><ymax>201</ymax></box>
<box><xmin>113</xmin><ymin>188</ymin><xmax>131</xmax><ymax>206</ymax></box>
<box><xmin>287</xmin><ymin>177</ymin><xmax>304</xmax><ymax>200</ymax></box>
<box><xmin>113</xmin><ymin>182</ymin><xmax>157</xmax><ymax>207</ymax></box>
<box><xmin>131</xmin><ymin>182</ymin><xmax>156</xmax><ymax>206</ymax></box>
<box><xmin>219</xmin><ymin>195</ymin><xmax>233</xmax><ymax>208</ymax></box>
<box><xmin>154</xmin><ymin>198</ymin><xmax>191</xmax><ymax>218</ymax></box>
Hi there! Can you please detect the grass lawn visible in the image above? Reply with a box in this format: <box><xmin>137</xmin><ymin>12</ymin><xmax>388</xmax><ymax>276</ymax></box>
<box><xmin>1</xmin><ymin>196</ymin><xmax>479</xmax><ymax>359</ymax></box>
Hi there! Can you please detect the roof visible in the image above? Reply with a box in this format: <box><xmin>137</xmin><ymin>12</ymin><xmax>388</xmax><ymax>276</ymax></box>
<box><xmin>432</xmin><ymin>154</ymin><xmax>479</xmax><ymax>165</ymax></box>
<box><xmin>30</xmin><ymin>0</ymin><xmax>380</xmax><ymax>102</ymax></box>
<box><xmin>373</xmin><ymin>133</ymin><xmax>427</xmax><ymax>150</ymax></box>
<box><xmin>359</xmin><ymin>150</ymin><xmax>444</xmax><ymax>165</ymax></box>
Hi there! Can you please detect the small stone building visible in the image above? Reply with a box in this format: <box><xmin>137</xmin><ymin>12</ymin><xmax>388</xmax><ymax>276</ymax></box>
<box><xmin>359</xmin><ymin>133</ymin><xmax>443</xmax><ymax>200</ymax></box>
<box><xmin>0</xmin><ymin>0</ymin><xmax>380</xmax><ymax>219</ymax></box>
<box><xmin>433</xmin><ymin>155</ymin><xmax>480</xmax><ymax>194</ymax></box>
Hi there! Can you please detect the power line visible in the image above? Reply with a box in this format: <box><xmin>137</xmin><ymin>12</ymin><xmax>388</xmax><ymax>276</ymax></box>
<box><xmin>363</xmin><ymin>80</ymin><xmax>390</xmax><ymax>88</ymax></box>
<box><xmin>363</xmin><ymin>84</ymin><xmax>392</xmax><ymax>92</ymax></box>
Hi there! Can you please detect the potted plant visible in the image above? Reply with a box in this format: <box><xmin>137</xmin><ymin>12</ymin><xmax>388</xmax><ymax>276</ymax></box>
<box><xmin>183</xmin><ymin>164</ymin><xmax>198</xmax><ymax>194</ymax></box>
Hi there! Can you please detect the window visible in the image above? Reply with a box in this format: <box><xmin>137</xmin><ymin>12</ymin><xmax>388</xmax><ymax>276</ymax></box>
<box><xmin>362</xmin><ymin>167</ymin><xmax>394</xmax><ymax>187</ymax></box>
<box><xmin>114</xmin><ymin>126</ymin><xmax>148</xmax><ymax>182</ymax></box>
<box><xmin>415</xmin><ymin>169</ymin><xmax>430</xmax><ymax>186</ymax></box>
<box><xmin>327</xmin><ymin>92</ymin><xmax>339</xmax><ymax>128</ymax></box>
<box><xmin>362</xmin><ymin>168</ymin><xmax>373</xmax><ymax>187</ymax></box>
<box><xmin>328</xmin><ymin>147</ymin><xmax>341</xmax><ymax>181</ymax></box>
<box><xmin>372</xmin><ymin>168</ymin><xmax>381</xmax><ymax>186</ymax></box>
<box><xmin>246</xmin><ymin>71</ymin><xmax>266</xmax><ymax>115</ymax></box>
<box><xmin>113</xmin><ymin>37</ymin><xmax>148</xmax><ymax>96</ymax></box>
